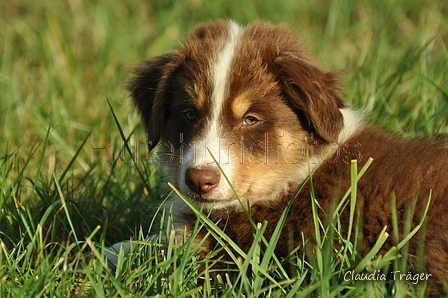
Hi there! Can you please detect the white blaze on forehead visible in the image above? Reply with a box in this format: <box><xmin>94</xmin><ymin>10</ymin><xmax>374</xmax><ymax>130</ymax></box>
<box><xmin>210</xmin><ymin>21</ymin><xmax>244</xmax><ymax>123</ymax></box>
<box><xmin>178</xmin><ymin>22</ymin><xmax>244</xmax><ymax>200</ymax></box>
<box><xmin>172</xmin><ymin>22</ymin><xmax>245</xmax><ymax>208</ymax></box>
<box><xmin>200</xmin><ymin>21</ymin><xmax>244</xmax><ymax>163</ymax></box>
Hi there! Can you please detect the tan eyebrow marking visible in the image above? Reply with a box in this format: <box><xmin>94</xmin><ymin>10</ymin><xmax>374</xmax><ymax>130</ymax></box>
<box><xmin>231</xmin><ymin>91</ymin><xmax>253</xmax><ymax>119</ymax></box>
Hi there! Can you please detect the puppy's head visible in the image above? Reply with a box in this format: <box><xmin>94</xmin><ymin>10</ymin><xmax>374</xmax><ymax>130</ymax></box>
<box><xmin>127</xmin><ymin>21</ymin><xmax>345</xmax><ymax>210</ymax></box>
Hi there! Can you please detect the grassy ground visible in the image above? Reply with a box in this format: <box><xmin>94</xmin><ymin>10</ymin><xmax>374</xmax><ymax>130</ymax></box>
<box><xmin>1</xmin><ymin>0</ymin><xmax>448</xmax><ymax>297</ymax></box>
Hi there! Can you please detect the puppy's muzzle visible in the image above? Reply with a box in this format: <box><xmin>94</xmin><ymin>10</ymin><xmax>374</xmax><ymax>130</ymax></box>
<box><xmin>185</xmin><ymin>166</ymin><xmax>221</xmax><ymax>195</ymax></box>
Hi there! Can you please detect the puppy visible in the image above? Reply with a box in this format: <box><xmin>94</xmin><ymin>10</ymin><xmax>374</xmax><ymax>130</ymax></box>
<box><xmin>123</xmin><ymin>20</ymin><xmax>448</xmax><ymax>295</ymax></box>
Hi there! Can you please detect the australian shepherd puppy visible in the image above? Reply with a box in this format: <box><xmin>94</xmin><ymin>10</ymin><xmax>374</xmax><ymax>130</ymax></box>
<box><xmin>120</xmin><ymin>20</ymin><xmax>448</xmax><ymax>295</ymax></box>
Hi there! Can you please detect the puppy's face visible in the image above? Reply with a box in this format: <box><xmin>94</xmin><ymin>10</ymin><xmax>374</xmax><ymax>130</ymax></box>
<box><xmin>128</xmin><ymin>21</ymin><xmax>345</xmax><ymax>210</ymax></box>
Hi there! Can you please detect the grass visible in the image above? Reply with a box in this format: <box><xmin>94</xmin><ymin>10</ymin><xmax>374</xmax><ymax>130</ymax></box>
<box><xmin>1</xmin><ymin>0</ymin><xmax>448</xmax><ymax>296</ymax></box>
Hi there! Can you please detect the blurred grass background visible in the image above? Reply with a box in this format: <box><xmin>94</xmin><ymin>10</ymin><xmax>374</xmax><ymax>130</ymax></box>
<box><xmin>0</xmin><ymin>0</ymin><xmax>447</xmax><ymax>296</ymax></box>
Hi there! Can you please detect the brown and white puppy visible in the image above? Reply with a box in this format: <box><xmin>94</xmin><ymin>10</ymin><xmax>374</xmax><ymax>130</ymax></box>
<box><xmin>124</xmin><ymin>20</ymin><xmax>448</xmax><ymax>295</ymax></box>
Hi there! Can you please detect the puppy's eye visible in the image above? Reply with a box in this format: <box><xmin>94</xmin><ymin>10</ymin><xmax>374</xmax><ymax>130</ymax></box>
<box><xmin>184</xmin><ymin>110</ymin><xmax>196</xmax><ymax>122</ymax></box>
<box><xmin>243</xmin><ymin>116</ymin><xmax>259</xmax><ymax>126</ymax></box>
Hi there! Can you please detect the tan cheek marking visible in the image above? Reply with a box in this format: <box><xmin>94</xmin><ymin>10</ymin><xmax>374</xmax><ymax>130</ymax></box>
<box><xmin>276</xmin><ymin>130</ymin><xmax>308</xmax><ymax>165</ymax></box>
<box><xmin>231</xmin><ymin>92</ymin><xmax>253</xmax><ymax>119</ymax></box>
<box><xmin>228</xmin><ymin>128</ymin><xmax>309</xmax><ymax>199</ymax></box>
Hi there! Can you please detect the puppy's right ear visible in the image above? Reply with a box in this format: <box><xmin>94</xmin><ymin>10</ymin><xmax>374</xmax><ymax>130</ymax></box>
<box><xmin>127</xmin><ymin>53</ymin><xmax>181</xmax><ymax>151</ymax></box>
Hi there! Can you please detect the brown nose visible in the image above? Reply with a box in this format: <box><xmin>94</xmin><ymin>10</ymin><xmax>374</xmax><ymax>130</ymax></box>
<box><xmin>185</xmin><ymin>166</ymin><xmax>220</xmax><ymax>195</ymax></box>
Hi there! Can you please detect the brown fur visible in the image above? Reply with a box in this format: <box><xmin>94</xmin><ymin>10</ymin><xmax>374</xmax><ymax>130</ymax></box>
<box><xmin>127</xmin><ymin>21</ymin><xmax>448</xmax><ymax>296</ymax></box>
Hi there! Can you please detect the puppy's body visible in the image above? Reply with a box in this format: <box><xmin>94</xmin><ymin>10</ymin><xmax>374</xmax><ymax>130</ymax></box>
<box><xmin>126</xmin><ymin>21</ymin><xmax>448</xmax><ymax>295</ymax></box>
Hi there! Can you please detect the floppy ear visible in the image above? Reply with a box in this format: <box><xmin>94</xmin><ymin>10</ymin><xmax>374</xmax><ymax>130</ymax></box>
<box><xmin>275</xmin><ymin>54</ymin><xmax>345</xmax><ymax>143</ymax></box>
<box><xmin>126</xmin><ymin>53</ymin><xmax>180</xmax><ymax>151</ymax></box>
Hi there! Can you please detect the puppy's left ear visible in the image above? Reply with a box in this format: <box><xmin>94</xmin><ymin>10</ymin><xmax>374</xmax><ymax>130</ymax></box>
<box><xmin>126</xmin><ymin>53</ymin><xmax>181</xmax><ymax>151</ymax></box>
<box><xmin>276</xmin><ymin>55</ymin><xmax>345</xmax><ymax>143</ymax></box>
